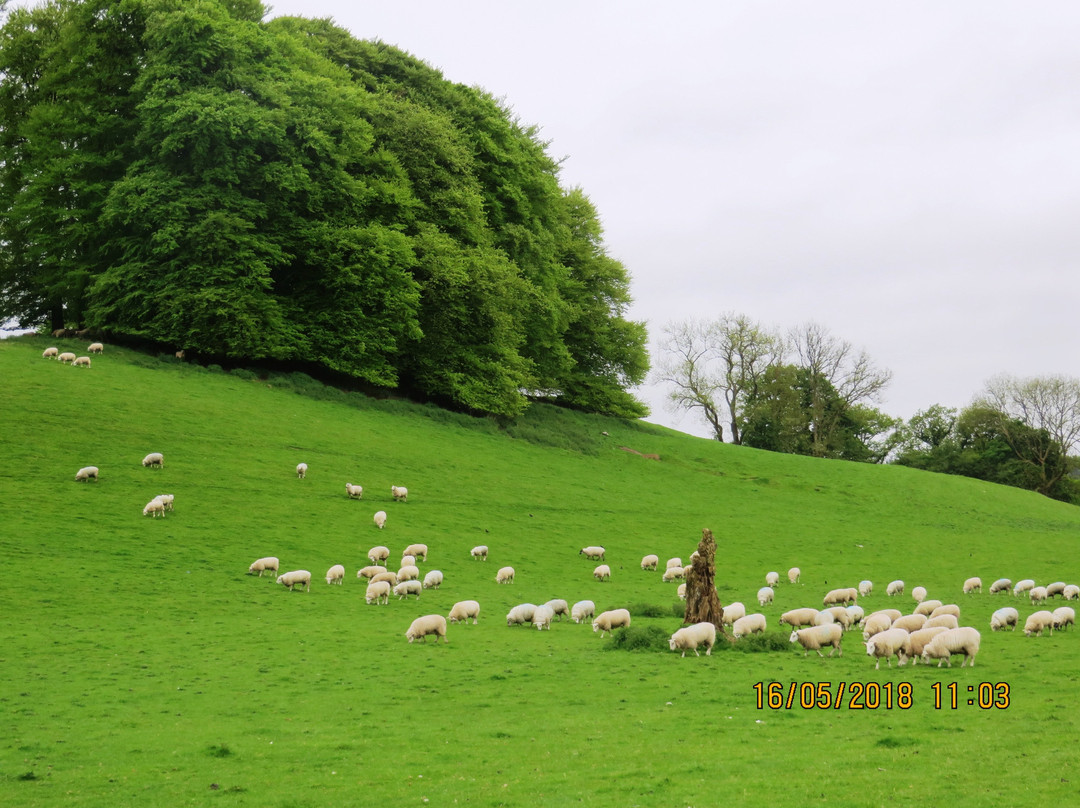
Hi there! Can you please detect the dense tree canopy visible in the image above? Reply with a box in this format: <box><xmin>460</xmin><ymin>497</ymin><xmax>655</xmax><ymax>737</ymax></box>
<box><xmin>0</xmin><ymin>0</ymin><xmax>648</xmax><ymax>417</ymax></box>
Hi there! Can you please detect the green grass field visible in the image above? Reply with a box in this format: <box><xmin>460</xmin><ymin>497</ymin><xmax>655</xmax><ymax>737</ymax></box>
<box><xmin>2</xmin><ymin>336</ymin><xmax>1079</xmax><ymax>807</ymax></box>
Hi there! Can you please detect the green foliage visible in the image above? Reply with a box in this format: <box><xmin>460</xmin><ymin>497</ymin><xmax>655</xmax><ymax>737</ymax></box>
<box><xmin>606</xmin><ymin>624</ymin><xmax>670</xmax><ymax>652</ymax></box>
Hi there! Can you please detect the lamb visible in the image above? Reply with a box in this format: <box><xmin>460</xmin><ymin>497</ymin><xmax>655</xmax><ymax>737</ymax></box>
<box><xmin>593</xmin><ymin>564</ymin><xmax>612</xmax><ymax>581</ymax></box>
<box><xmin>403</xmin><ymin>544</ymin><xmax>428</xmax><ymax>561</ymax></box>
<box><xmin>990</xmin><ymin>607</ymin><xmax>1019</xmax><ymax>631</ymax></box>
<box><xmin>891</xmin><ymin>614</ymin><xmax>927</xmax><ymax>633</ymax></box>
<box><xmin>757</xmin><ymin>586</ymin><xmax>774</xmax><ymax>607</ymax></box>
<box><xmin>142</xmin><ymin>452</ymin><xmax>164</xmax><ymax>468</ymax></box>
<box><xmin>58</xmin><ymin>352</ymin><xmax>76</xmax><ymax>363</ymax></box>
<box><xmin>544</xmin><ymin>599</ymin><xmax>570</xmax><ymax>621</ymax></box>
<box><xmin>405</xmin><ymin>614</ymin><xmax>448</xmax><ymax>643</ymax></box>
<box><xmin>391</xmin><ymin>485</ymin><xmax>408</xmax><ymax>502</ymax></box>
<box><xmin>1045</xmin><ymin>582</ymin><xmax>1067</xmax><ymax>599</ymax></box>
<box><xmin>72</xmin><ymin>355</ymin><xmax>91</xmax><ymax>367</ymax></box>
<box><xmin>42</xmin><ymin>347</ymin><xmax>58</xmax><ymax>359</ymax></box>
<box><xmin>448</xmin><ymin>600</ymin><xmax>480</xmax><ymax>624</ymax></box>
<box><xmin>571</xmin><ymin>600</ymin><xmax>595</xmax><ymax>624</ymax></box>
<box><xmin>1064</xmin><ymin>585</ymin><xmax>1080</xmax><ymax>601</ymax></box>
<box><xmin>788</xmin><ymin>567</ymin><xmax>801</xmax><ymax>584</ymax></box>
<box><xmin>912</xmin><ymin>586</ymin><xmax>927</xmax><ymax>603</ymax></box>
<box><xmin>373</xmin><ymin>511</ymin><xmax>387</xmax><ymax>529</ymax></box>
<box><xmin>865</xmin><ymin>628</ymin><xmax>912</xmax><ymax>669</ymax></box>
<box><xmin>142</xmin><ymin>499</ymin><xmax>166</xmax><ymax>518</ymax></box>
<box><xmin>929</xmin><ymin>604</ymin><xmax>961</xmax><ymax>620</ymax></box>
<box><xmin>592</xmin><ymin>608</ymin><xmax>631</xmax><ymax>637</ymax></box>
<box><xmin>277</xmin><ymin>570</ymin><xmax>312</xmax><ymax>592</ymax></box>
<box><xmin>861</xmin><ymin>613</ymin><xmax>894</xmax><ymax>641</ymax></box>
<box><xmin>1023</xmin><ymin>610</ymin><xmax>1056</xmax><ymax>636</ymax></box>
<box><xmin>766</xmin><ymin>571</ymin><xmax>780</xmax><ymax>587</ymax></box>
<box><xmin>357</xmin><ymin>565</ymin><xmax>386</xmax><ymax>579</ymax></box>
<box><xmin>397</xmin><ymin>565</ymin><xmax>420</xmax><ymax>582</ymax></box>
<box><xmin>963</xmin><ymin>577</ymin><xmax>982</xmax><ymax>594</ymax></box>
<box><xmin>722</xmin><ymin>602</ymin><xmax>747</xmax><ymax>625</ymax></box>
<box><xmin>579</xmin><ymin>546</ymin><xmax>606</xmax><ymax>561</ymax></box>
<box><xmin>823</xmin><ymin>588</ymin><xmax>857</xmax><ymax>606</ymax></box>
<box><xmin>365</xmin><ymin>580</ymin><xmax>391</xmax><ymax>605</ymax></box>
<box><xmin>920</xmin><ymin>627</ymin><xmax>981</xmax><ymax>667</ymax></box>
<box><xmin>859</xmin><ymin>580</ymin><xmax>873</xmax><ymax>597</ymax></box>
<box><xmin>496</xmin><ymin>566</ymin><xmax>515</xmax><ymax>584</ymax></box>
<box><xmin>248</xmin><ymin>557</ymin><xmax>279</xmax><ymax>577</ymax></box>
<box><xmin>914</xmin><ymin>599</ymin><xmax>943</xmax><ymax>617</ymax></box>
<box><xmin>1029</xmin><ymin>586</ymin><xmax>1048</xmax><ymax>604</ymax></box>
<box><xmin>665</xmin><ymin>557</ymin><xmax>683</xmax><ymax>570</ymax></box>
<box><xmin>1052</xmin><ymin>606</ymin><xmax>1075</xmax><ymax>630</ymax></box>
<box><xmin>422</xmin><ymin>570</ymin><xmax>443</xmax><ymax>589</ymax></box>
<box><xmin>394</xmin><ymin>580</ymin><xmax>422</xmax><ymax>600</ymax></box>
<box><xmin>506</xmin><ymin>603</ymin><xmax>537</xmax><ymax>626</ymax></box>
<box><xmin>1013</xmin><ymin>579</ymin><xmax>1035</xmax><ymax>597</ymax></box>
<box><xmin>325</xmin><ymin>564</ymin><xmax>345</xmax><ymax>585</ymax></box>
<box><xmin>989</xmin><ymin>578</ymin><xmax>1012</xmax><ymax>594</ymax></box>
<box><xmin>661</xmin><ymin>567</ymin><xmax>684</xmax><ymax>583</ymax></box>
<box><xmin>345</xmin><ymin>483</ymin><xmax>363</xmax><ymax>499</ymax></box>
<box><xmin>886</xmin><ymin>580</ymin><xmax>904</xmax><ymax>596</ymax></box>
<box><xmin>640</xmin><ymin>554</ymin><xmax>659</xmax><ymax>571</ymax></box>
<box><xmin>670</xmin><ymin>622</ymin><xmax>718</xmax><ymax>657</ymax></box>
<box><xmin>923</xmin><ymin>614</ymin><xmax>959</xmax><ymax>630</ymax></box>
<box><xmin>789</xmin><ymin>624</ymin><xmax>843</xmax><ymax>658</ymax></box>
<box><xmin>532</xmin><ymin>604</ymin><xmax>555</xmax><ymax>630</ymax></box>
<box><xmin>75</xmin><ymin>466</ymin><xmax>99</xmax><ymax>482</ymax></box>
<box><xmin>296</xmin><ymin>463</ymin><xmax>308</xmax><ymax>479</ymax></box>
<box><xmin>369</xmin><ymin>571</ymin><xmax>399</xmax><ymax>587</ymax></box>
<box><xmin>88</xmin><ymin>342</ymin><xmax>104</xmax><ymax>354</ymax></box>
<box><xmin>471</xmin><ymin>545</ymin><xmax>489</xmax><ymax>561</ymax></box>
<box><xmin>904</xmin><ymin>626</ymin><xmax>949</xmax><ymax>665</ymax></box>
<box><xmin>367</xmin><ymin>546</ymin><xmax>390</xmax><ymax>565</ymax></box>
<box><xmin>732</xmin><ymin>613</ymin><xmax>767</xmax><ymax>639</ymax></box>
<box><xmin>677</xmin><ymin>583</ymin><xmax>687</xmax><ymax>600</ymax></box>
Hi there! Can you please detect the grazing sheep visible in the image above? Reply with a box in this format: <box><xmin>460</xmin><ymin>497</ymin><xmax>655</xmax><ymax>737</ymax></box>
<box><xmin>471</xmin><ymin>545</ymin><xmax>488</xmax><ymax>561</ymax></box>
<box><xmin>88</xmin><ymin>342</ymin><xmax>103</xmax><ymax>354</ymax></box>
<box><xmin>923</xmin><ymin>614</ymin><xmax>959</xmax><ymax>630</ymax></box>
<box><xmin>722</xmin><ymin>602</ymin><xmax>747</xmax><ymax>625</ymax></box>
<box><xmin>921</xmin><ymin>627</ymin><xmax>981</xmax><ymax>667</ymax></box>
<box><xmin>846</xmin><ymin>605</ymin><xmax>865</xmax><ymax>626</ymax></box>
<box><xmin>912</xmin><ymin>586</ymin><xmax>927</xmax><ymax>603</ymax></box>
<box><xmin>373</xmin><ymin>511</ymin><xmax>387</xmax><ymax>530</ymax></box>
<box><xmin>640</xmin><ymin>554</ymin><xmax>659</xmax><ymax>571</ymax></box>
<box><xmin>579</xmin><ymin>546</ymin><xmax>606</xmax><ymax>561</ymax></box>
<box><xmin>278</xmin><ymin>570</ymin><xmax>312</xmax><ymax>592</ymax></box>
<box><xmin>365</xmin><ymin>580</ymin><xmax>391</xmax><ymax>605</ymax></box>
<box><xmin>1045</xmin><ymin>582</ymin><xmax>1067</xmax><ymax>599</ymax></box>
<box><xmin>545</xmin><ymin>599</ymin><xmax>571</xmax><ymax>621</ymax></box>
<box><xmin>824</xmin><ymin>606</ymin><xmax>855</xmax><ymax>629</ymax></box>
<box><xmin>367</xmin><ymin>546</ymin><xmax>390</xmax><ymax>565</ymax></box>
<box><xmin>790</xmin><ymin>624</ymin><xmax>843</xmax><ymax>658</ymax></box>
<box><xmin>401</xmin><ymin>554</ymin><xmax>416</xmax><ymax>568</ymax></box>
<box><xmin>891</xmin><ymin>614</ymin><xmax>928</xmax><ymax>633</ymax></box>
<box><xmin>152</xmin><ymin>493</ymin><xmax>175</xmax><ymax>511</ymax></box>
<box><xmin>963</xmin><ymin>577</ymin><xmax>982</xmax><ymax>595</ymax></box>
<box><xmin>1013</xmin><ymin>579</ymin><xmax>1036</xmax><ymax>597</ymax></box>
<box><xmin>732</xmin><ymin>613</ymin><xmax>767</xmax><ymax>639</ymax></box>
<box><xmin>886</xmin><ymin>580</ymin><xmax>904</xmax><ymax>596</ymax></box>
<box><xmin>448</xmin><ymin>600</ymin><xmax>480</xmax><ymax>624</ymax></box>
<box><xmin>1023</xmin><ymin>610</ymin><xmax>1056</xmax><ymax>636</ymax></box>
<box><xmin>370</xmin><ymin>571</ymin><xmax>399</xmax><ymax>587</ymax></box>
<box><xmin>1052</xmin><ymin>606</ymin><xmax>1075</xmax><ymax>630</ymax></box>
<box><xmin>405</xmin><ymin>615</ymin><xmax>448</xmax><ymax>644</ymax></box>
<box><xmin>869</xmin><ymin>608</ymin><xmax>902</xmax><ymax>623</ymax></box>
<box><xmin>391</xmin><ymin>485</ymin><xmax>408</xmax><ymax>502</ymax></box>
<box><xmin>325</xmin><ymin>564</ymin><xmax>345</xmax><ymax>585</ymax></box>
<box><xmin>42</xmin><ymin>347</ymin><xmax>59</xmax><ymax>359</ymax></box>
<box><xmin>394</xmin><ymin>580</ymin><xmax>423</xmax><ymax>600</ymax></box>
<box><xmin>592</xmin><ymin>609</ymin><xmax>632</xmax><ymax>637</ymax></box>
<box><xmin>904</xmin><ymin>627</ymin><xmax>949</xmax><ymax>665</ymax></box>
<box><xmin>929</xmin><ymin>604</ymin><xmax>961</xmax><ymax>620</ymax></box>
<box><xmin>58</xmin><ymin>352</ymin><xmax>76</xmax><ymax>364</ymax></box>
<box><xmin>506</xmin><ymin>604</ymin><xmax>537</xmax><ymax>626</ymax></box>
<box><xmin>662</xmin><ymin>567</ymin><xmax>685</xmax><ymax>583</ymax></box>
<box><xmin>175</xmin><ymin>350</ymin><xmax>185</xmax><ymax>360</ymax></box>
<box><xmin>345</xmin><ymin>483</ymin><xmax>363</xmax><ymax>499</ymax></box>
<box><xmin>861</xmin><ymin>613</ymin><xmax>894</xmax><ymax>641</ymax></box>
<box><xmin>1029</xmin><ymin>586</ymin><xmax>1048</xmax><ymax>604</ymax></box>
<box><xmin>75</xmin><ymin>466</ymin><xmax>99</xmax><ymax>482</ymax></box>
<box><xmin>866</xmin><ymin>628</ymin><xmax>912</xmax><ymax>669</ymax></box>
<box><xmin>72</xmin><ymin>356</ymin><xmax>91</xmax><ymax>368</ymax></box>
<box><xmin>665</xmin><ymin>557</ymin><xmax>683</xmax><ymax>570</ymax></box>
<box><xmin>788</xmin><ymin>567</ymin><xmax>801</xmax><ymax>584</ymax></box>
<box><xmin>814</xmin><ymin>610</ymin><xmax>835</xmax><ymax>626</ymax></box>
<box><xmin>757</xmin><ymin>586</ymin><xmax>774</xmax><ymax>607</ymax></box>
<box><xmin>859</xmin><ymin>580</ymin><xmax>873</xmax><ymax>597</ymax></box>
<box><xmin>496</xmin><ymin>566</ymin><xmax>515</xmax><ymax>584</ymax></box>
<box><xmin>357</xmin><ymin>565</ymin><xmax>387</xmax><ymax>579</ymax></box>
<box><xmin>571</xmin><ymin>600</ymin><xmax>596</xmax><ymax>624</ymax></box>
<box><xmin>766</xmin><ymin>571</ymin><xmax>780</xmax><ymax>587</ymax></box>
<box><xmin>142</xmin><ymin>499</ymin><xmax>166</xmax><ymax>518</ymax></box>
<box><xmin>397</xmin><ymin>565</ymin><xmax>420</xmax><ymax>582</ymax></box>
<box><xmin>403</xmin><ymin>544</ymin><xmax>428</xmax><ymax>561</ymax></box>
<box><xmin>422</xmin><ymin>570</ymin><xmax>443</xmax><ymax>589</ymax></box>
<box><xmin>990</xmin><ymin>607</ymin><xmax>1019</xmax><ymax>631</ymax></box>
<box><xmin>248</xmin><ymin>557</ymin><xmax>279</xmax><ymax>577</ymax></box>
<box><xmin>1064</xmin><ymin>585</ymin><xmax>1080</xmax><ymax>601</ymax></box>
<box><xmin>593</xmin><ymin>564</ymin><xmax>612</xmax><ymax>581</ymax></box>
<box><xmin>677</xmin><ymin>583</ymin><xmax>687</xmax><ymax>600</ymax></box>
<box><xmin>914</xmin><ymin>599</ymin><xmax>943</xmax><ymax>617</ymax></box>
<box><xmin>533</xmin><ymin>604</ymin><xmax>555</xmax><ymax>630</ymax></box>
<box><xmin>823</xmin><ymin>588</ymin><xmax>857</xmax><ymax>606</ymax></box>
<box><xmin>296</xmin><ymin>463</ymin><xmax>307</xmax><ymax>479</ymax></box>
<box><xmin>142</xmin><ymin>452</ymin><xmax>164</xmax><ymax>468</ymax></box>
<box><xmin>670</xmin><ymin>622</ymin><xmax>718</xmax><ymax>657</ymax></box>
<box><xmin>989</xmin><ymin>578</ymin><xmax>1012</xmax><ymax>594</ymax></box>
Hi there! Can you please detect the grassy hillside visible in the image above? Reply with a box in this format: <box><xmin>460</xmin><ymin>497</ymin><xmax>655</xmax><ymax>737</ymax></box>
<box><xmin>2</xmin><ymin>335</ymin><xmax>1079</xmax><ymax>808</ymax></box>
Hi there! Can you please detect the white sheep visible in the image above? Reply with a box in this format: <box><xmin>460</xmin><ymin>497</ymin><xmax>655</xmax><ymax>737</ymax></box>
<box><xmin>88</xmin><ymin>342</ymin><xmax>104</xmax><ymax>354</ymax></box>
<box><xmin>846</xmin><ymin>605</ymin><xmax>865</xmax><ymax>626</ymax></box>
<box><xmin>394</xmin><ymin>580</ymin><xmax>423</xmax><ymax>600</ymax></box>
<box><xmin>1029</xmin><ymin>586</ymin><xmax>1048</xmax><ymax>604</ymax></box>
<box><xmin>824</xmin><ymin>606</ymin><xmax>855</xmax><ymax>630</ymax></box>
<box><xmin>75</xmin><ymin>466</ymin><xmax>99</xmax><ymax>482</ymax></box>
<box><xmin>357</xmin><ymin>565</ymin><xmax>385</xmax><ymax>579</ymax></box>
<box><xmin>43</xmin><ymin>346</ymin><xmax>59</xmax><ymax>359</ymax></box>
<box><xmin>757</xmin><ymin>586</ymin><xmax>774</xmax><ymax>607</ymax></box>
<box><xmin>911</xmin><ymin>586</ymin><xmax>927</xmax><ymax>603</ymax></box>
<box><xmin>72</xmin><ymin>356</ymin><xmax>91</xmax><ymax>368</ymax></box>
<box><xmin>766</xmin><ymin>571</ymin><xmax>780</xmax><ymax>587</ymax></box>
<box><xmin>370</xmin><ymin>571</ymin><xmax>399</xmax><ymax>587</ymax></box>
<box><xmin>859</xmin><ymin>580</ymin><xmax>873</xmax><ymax>597</ymax></box>
<box><xmin>665</xmin><ymin>557</ymin><xmax>683</xmax><ymax>570</ymax></box>
<box><xmin>403</xmin><ymin>543</ymin><xmax>428</xmax><ymax>561</ymax></box>
<box><xmin>405</xmin><ymin>614</ymin><xmax>447</xmax><ymax>643</ymax></box>
<box><xmin>662</xmin><ymin>566</ymin><xmax>685</xmax><ymax>583</ymax></box>
<box><xmin>545</xmin><ymin>599</ymin><xmax>570</xmax><ymax>621</ymax></box>
<box><xmin>1052</xmin><ymin>606</ymin><xmax>1075</xmax><ymax>630</ymax></box>
<box><xmin>325</xmin><ymin>564</ymin><xmax>345</xmax><ymax>585</ymax></box>
<box><xmin>448</xmin><ymin>600</ymin><xmax>480</xmax><ymax>624</ymax></box>
<box><xmin>471</xmin><ymin>545</ymin><xmax>488</xmax><ymax>561</ymax></box>
<box><xmin>921</xmin><ymin>627</ymin><xmax>981</xmax><ymax>667</ymax></box>
<box><xmin>891</xmin><ymin>614</ymin><xmax>927</xmax><ymax>633</ymax></box>
<box><xmin>571</xmin><ymin>600</ymin><xmax>595</xmax><ymax>624</ymax></box>
<box><xmin>345</xmin><ymin>483</ymin><xmax>363</xmax><ymax>499</ymax></box>
<box><xmin>990</xmin><ymin>607</ymin><xmax>1019</xmax><ymax>631</ymax></box>
<box><xmin>365</xmin><ymin>580</ymin><xmax>391</xmax><ymax>604</ymax></box>
<box><xmin>861</xmin><ymin>613</ymin><xmax>894</xmax><ymax>641</ymax></box>
<box><xmin>1013</xmin><ymin>579</ymin><xmax>1036</xmax><ymax>597</ymax></box>
<box><xmin>422</xmin><ymin>570</ymin><xmax>443</xmax><ymax>589</ymax></box>
<box><xmin>152</xmin><ymin>493</ymin><xmax>175</xmax><ymax>511</ymax></box>
<box><xmin>277</xmin><ymin>570</ymin><xmax>311</xmax><ymax>592</ymax></box>
<box><xmin>1023</xmin><ymin>610</ymin><xmax>1056</xmax><ymax>636</ymax></box>
<box><xmin>962</xmin><ymin>577</ymin><xmax>982</xmax><ymax>595</ymax></box>
<box><xmin>367</xmin><ymin>546</ymin><xmax>390</xmax><ymax>565</ymax></box>
<box><xmin>929</xmin><ymin>604</ymin><xmax>960</xmax><ymax>620</ymax></box>
<box><xmin>989</xmin><ymin>578</ymin><xmax>1012</xmax><ymax>594</ymax></box>
<box><xmin>533</xmin><ymin>604</ymin><xmax>555</xmax><ymax>630</ymax></box>
<box><xmin>788</xmin><ymin>567</ymin><xmax>801</xmax><ymax>584</ymax></box>
<box><xmin>913</xmin><ymin>599</ymin><xmax>943</xmax><ymax>617</ymax></box>
<box><xmin>592</xmin><ymin>608</ymin><xmax>632</xmax><ymax>637</ymax></box>
<box><xmin>1045</xmin><ymin>582</ymin><xmax>1067</xmax><ymax>599</ymax></box>
<box><xmin>640</xmin><ymin>554</ymin><xmax>659</xmax><ymax>571</ymax></box>
<box><xmin>1064</xmin><ymin>585</ymin><xmax>1080</xmax><ymax>601</ymax></box>
<box><xmin>496</xmin><ymin>566</ymin><xmax>515</xmax><ymax>584</ymax></box>
<box><xmin>866</xmin><ymin>628</ymin><xmax>912</xmax><ymax>668</ymax></box>
<box><xmin>506</xmin><ymin>603</ymin><xmax>537</xmax><ymax>626</ymax></box>
<box><xmin>58</xmin><ymin>351</ymin><xmax>76</xmax><ymax>364</ymax></box>
<box><xmin>677</xmin><ymin>583</ymin><xmax>687</xmax><ymax>600</ymax></box>
<box><xmin>373</xmin><ymin>511</ymin><xmax>387</xmax><ymax>530</ymax></box>
<box><xmin>732</xmin><ymin>613</ymin><xmax>766</xmax><ymax>639</ymax></box>
<box><xmin>869</xmin><ymin>608</ymin><xmax>902</xmax><ymax>623</ymax></box>
<box><xmin>814</xmin><ymin>610</ymin><xmax>835</xmax><ymax>626</ymax></box>
<box><xmin>400</xmin><ymin>554</ymin><xmax>416</xmax><ymax>568</ymax></box>
<box><xmin>670</xmin><ymin>622</ymin><xmax>717</xmax><ymax>657</ymax></box>
<box><xmin>391</xmin><ymin>485</ymin><xmax>408</xmax><ymax>502</ymax></box>
<box><xmin>790</xmin><ymin>624</ymin><xmax>843</xmax><ymax>657</ymax></box>
<box><xmin>722</xmin><ymin>602</ymin><xmax>747</xmax><ymax>625</ymax></box>
<box><xmin>579</xmin><ymin>546</ymin><xmax>606</xmax><ymax>561</ymax></box>
<box><xmin>823</xmin><ymin>587</ymin><xmax>857</xmax><ymax>606</ymax></box>
<box><xmin>397</xmin><ymin>564</ymin><xmax>420</xmax><ymax>582</ymax></box>
<box><xmin>296</xmin><ymin>463</ymin><xmax>307</xmax><ymax>479</ymax></box>
<box><xmin>142</xmin><ymin>499</ymin><xmax>165</xmax><ymax>518</ymax></box>
<box><xmin>904</xmin><ymin>626</ymin><xmax>949</xmax><ymax>665</ymax></box>
<box><xmin>886</xmin><ymin>580</ymin><xmax>904</xmax><ymax>596</ymax></box>
<box><xmin>594</xmin><ymin>564</ymin><xmax>612</xmax><ymax>582</ymax></box>
<box><xmin>142</xmin><ymin>452</ymin><xmax>164</xmax><ymax>468</ymax></box>
<box><xmin>248</xmin><ymin>556</ymin><xmax>279</xmax><ymax>577</ymax></box>
<box><xmin>923</xmin><ymin>614</ymin><xmax>959</xmax><ymax>630</ymax></box>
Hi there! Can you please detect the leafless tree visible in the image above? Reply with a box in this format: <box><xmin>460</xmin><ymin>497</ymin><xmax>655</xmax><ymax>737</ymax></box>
<box><xmin>979</xmin><ymin>374</ymin><xmax>1080</xmax><ymax>454</ymax></box>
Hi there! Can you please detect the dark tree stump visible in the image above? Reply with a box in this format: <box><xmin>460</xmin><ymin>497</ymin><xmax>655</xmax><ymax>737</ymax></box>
<box><xmin>683</xmin><ymin>528</ymin><xmax>724</xmax><ymax>630</ymax></box>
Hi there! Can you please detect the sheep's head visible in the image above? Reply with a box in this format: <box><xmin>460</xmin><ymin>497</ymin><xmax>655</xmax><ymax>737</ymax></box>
<box><xmin>668</xmin><ymin>637</ymin><xmax>678</xmax><ymax>651</ymax></box>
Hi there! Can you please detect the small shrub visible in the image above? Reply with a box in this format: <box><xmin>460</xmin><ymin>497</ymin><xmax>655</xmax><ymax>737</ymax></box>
<box><xmin>206</xmin><ymin>743</ymin><xmax>232</xmax><ymax>758</ymax></box>
<box><xmin>606</xmin><ymin>625</ymin><xmax>669</xmax><ymax>652</ymax></box>
<box><xmin>617</xmin><ymin>602</ymin><xmax>671</xmax><ymax>618</ymax></box>
<box><xmin>206</xmin><ymin>364</ymin><xmax>223</xmax><ymax>373</ymax></box>
<box><xmin>230</xmin><ymin>368</ymin><xmax>258</xmax><ymax>381</ymax></box>
<box><xmin>724</xmin><ymin>632</ymin><xmax>789</xmax><ymax>653</ymax></box>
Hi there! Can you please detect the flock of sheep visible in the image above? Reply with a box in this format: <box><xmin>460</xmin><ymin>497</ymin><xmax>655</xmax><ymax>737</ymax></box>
<box><xmin>43</xmin><ymin>341</ymin><xmax>103</xmax><ymax>367</ymax></box>
<box><xmin>75</xmin><ymin>447</ymin><xmax>173</xmax><ymax>518</ymax></box>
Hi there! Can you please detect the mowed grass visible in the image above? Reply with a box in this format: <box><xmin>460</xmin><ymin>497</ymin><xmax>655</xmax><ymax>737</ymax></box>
<box><xmin>2</xmin><ymin>335</ymin><xmax>1079</xmax><ymax>807</ymax></box>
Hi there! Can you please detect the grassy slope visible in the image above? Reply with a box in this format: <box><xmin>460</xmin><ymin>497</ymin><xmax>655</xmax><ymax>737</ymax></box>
<box><xmin>1</xmin><ymin>336</ymin><xmax>1079</xmax><ymax>807</ymax></box>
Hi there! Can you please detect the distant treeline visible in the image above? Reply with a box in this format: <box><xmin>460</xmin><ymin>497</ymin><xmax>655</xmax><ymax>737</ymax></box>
<box><xmin>0</xmin><ymin>0</ymin><xmax>648</xmax><ymax>418</ymax></box>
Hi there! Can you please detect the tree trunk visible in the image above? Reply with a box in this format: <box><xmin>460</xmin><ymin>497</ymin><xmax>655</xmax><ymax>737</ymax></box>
<box><xmin>683</xmin><ymin>528</ymin><xmax>724</xmax><ymax>631</ymax></box>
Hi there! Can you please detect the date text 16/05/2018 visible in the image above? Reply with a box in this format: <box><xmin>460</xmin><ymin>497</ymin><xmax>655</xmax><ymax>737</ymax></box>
<box><xmin>753</xmin><ymin>681</ymin><xmax>1010</xmax><ymax>710</ymax></box>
